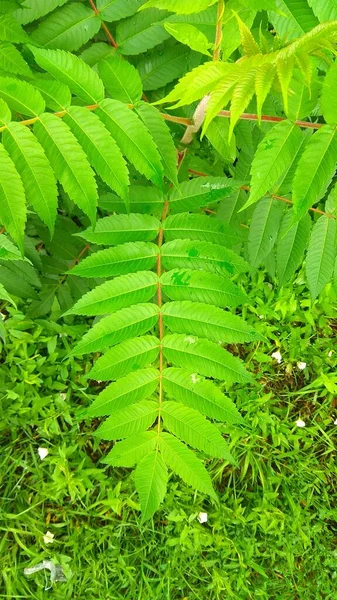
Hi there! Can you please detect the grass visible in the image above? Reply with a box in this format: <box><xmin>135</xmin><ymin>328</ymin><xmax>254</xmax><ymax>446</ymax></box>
<box><xmin>1</xmin><ymin>271</ymin><xmax>337</xmax><ymax>599</ymax></box>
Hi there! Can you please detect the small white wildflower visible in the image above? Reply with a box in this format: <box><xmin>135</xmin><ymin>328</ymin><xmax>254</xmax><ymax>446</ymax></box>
<box><xmin>43</xmin><ymin>531</ymin><xmax>54</xmax><ymax>544</ymax></box>
<box><xmin>296</xmin><ymin>419</ymin><xmax>306</xmax><ymax>428</ymax></box>
<box><xmin>297</xmin><ymin>361</ymin><xmax>307</xmax><ymax>370</ymax></box>
<box><xmin>334</xmin><ymin>419</ymin><xmax>337</xmax><ymax>425</ymax></box>
<box><xmin>190</xmin><ymin>373</ymin><xmax>199</xmax><ymax>384</ymax></box>
<box><xmin>328</xmin><ymin>350</ymin><xmax>333</xmax><ymax>357</ymax></box>
<box><xmin>197</xmin><ymin>512</ymin><xmax>208</xmax><ymax>524</ymax></box>
<box><xmin>59</xmin><ymin>392</ymin><xmax>66</xmax><ymax>400</ymax></box>
<box><xmin>38</xmin><ymin>447</ymin><xmax>49</xmax><ymax>460</ymax></box>
<box><xmin>259</xmin><ymin>315</ymin><xmax>264</xmax><ymax>320</ymax></box>
<box><xmin>271</xmin><ymin>350</ymin><xmax>282</xmax><ymax>364</ymax></box>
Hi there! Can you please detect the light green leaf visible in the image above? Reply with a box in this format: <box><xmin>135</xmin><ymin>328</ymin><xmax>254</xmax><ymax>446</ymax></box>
<box><xmin>205</xmin><ymin>117</ymin><xmax>236</xmax><ymax>162</ymax></box>
<box><xmin>248</xmin><ymin>198</ymin><xmax>284</xmax><ymax>267</ymax></box>
<box><xmin>268</xmin><ymin>0</ymin><xmax>319</xmax><ymax>41</ymax></box>
<box><xmin>0</xmin><ymin>144</ymin><xmax>26</xmax><ymax>253</ymax></box>
<box><xmin>98</xmin><ymin>52</ymin><xmax>143</xmax><ymax>104</ymax></box>
<box><xmin>96</xmin><ymin>399</ymin><xmax>158</xmax><ymax>439</ymax></box>
<box><xmin>162</xmin><ymin>333</ymin><xmax>252</xmax><ymax>383</ymax></box>
<box><xmin>307</xmin><ymin>0</ymin><xmax>337</xmax><ymax>21</ymax></box>
<box><xmin>276</xmin><ymin>209</ymin><xmax>311</xmax><ymax>285</ymax></box>
<box><xmin>97</xmin><ymin>99</ymin><xmax>164</xmax><ymax>187</ymax></box>
<box><xmin>88</xmin><ymin>335</ymin><xmax>160</xmax><ymax>381</ymax></box>
<box><xmin>164</xmin><ymin>22</ymin><xmax>211</xmax><ymax>55</ymax></box>
<box><xmin>321</xmin><ymin>63</ymin><xmax>337</xmax><ymax>126</ymax></box>
<box><xmin>30</xmin><ymin>47</ymin><xmax>104</xmax><ymax>104</ymax></box>
<box><xmin>135</xmin><ymin>449</ymin><xmax>168</xmax><ymax>522</ymax></box>
<box><xmin>0</xmin><ymin>12</ymin><xmax>28</xmax><ymax>42</ymax></box>
<box><xmin>99</xmin><ymin>186</ymin><xmax>164</xmax><ymax>216</ymax></box>
<box><xmin>162</xmin><ymin>239</ymin><xmax>250</xmax><ymax>276</ymax></box>
<box><xmin>162</xmin><ymin>401</ymin><xmax>234</xmax><ymax>459</ymax></box>
<box><xmin>97</xmin><ymin>0</ymin><xmax>146</xmax><ymax>22</ymax></box>
<box><xmin>0</xmin><ymin>235</ymin><xmax>21</xmax><ymax>261</ymax></box>
<box><xmin>168</xmin><ymin>176</ymin><xmax>237</xmax><ymax>213</ymax></box>
<box><xmin>31</xmin><ymin>3</ymin><xmax>101</xmax><ymax>52</ymax></box>
<box><xmin>71</xmin><ymin>303</ymin><xmax>159</xmax><ymax>355</ymax></box>
<box><xmin>0</xmin><ymin>75</ymin><xmax>45</xmax><ymax>117</ymax></box>
<box><xmin>0</xmin><ymin>281</ymin><xmax>15</xmax><ymax>306</ymax></box>
<box><xmin>71</xmin><ymin>242</ymin><xmax>158</xmax><ymax>278</ymax></box>
<box><xmin>116</xmin><ymin>8</ymin><xmax>170</xmax><ymax>55</ymax></box>
<box><xmin>102</xmin><ymin>431</ymin><xmax>158</xmax><ymax>467</ymax></box>
<box><xmin>159</xmin><ymin>432</ymin><xmax>216</xmax><ymax>498</ymax></box>
<box><xmin>0</xmin><ymin>41</ymin><xmax>31</xmax><ymax>76</ymax></box>
<box><xmin>162</xmin><ymin>367</ymin><xmax>243</xmax><ymax>423</ymax></box>
<box><xmin>0</xmin><ymin>98</ymin><xmax>10</xmax><ymax>124</ymax></box>
<box><xmin>140</xmin><ymin>0</ymin><xmax>217</xmax><ymax>13</ymax></box>
<box><xmin>305</xmin><ymin>215</ymin><xmax>336</xmax><ymax>298</ymax></box>
<box><xmin>78</xmin><ymin>214</ymin><xmax>160</xmax><ymax>245</ymax></box>
<box><xmin>138</xmin><ymin>44</ymin><xmax>198</xmax><ymax>91</ymax></box>
<box><xmin>3</xmin><ymin>122</ymin><xmax>58</xmax><ymax>235</ymax></box>
<box><xmin>34</xmin><ymin>113</ymin><xmax>98</xmax><ymax>225</ymax></box>
<box><xmin>34</xmin><ymin>78</ymin><xmax>72</xmax><ymax>111</ymax></box>
<box><xmin>164</xmin><ymin>213</ymin><xmax>241</xmax><ymax>248</ymax></box>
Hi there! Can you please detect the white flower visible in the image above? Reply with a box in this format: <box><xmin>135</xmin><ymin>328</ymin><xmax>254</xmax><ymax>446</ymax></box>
<box><xmin>334</xmin><ymin>419</ymin><xmax>337</xmax><ymax>425</ymax></box>
<box><xmin>43</xmin><ymin>531</ymin><xmax>54</xmax><ymax>544</ymax></box>
<box><xmin>297</xmin><ymin>361</ymin><xmax>307</xmax><ymax>370</ymax></box>
<box><xmin>296</xmin><ymin>419</ymin><xmax>306</xmax><ymax>428</ymax></box>
<box><xmin>59</xmin><ymin>392</ymin><xmax>66</xmax><ymax>400</ymax></box>
<box><xmin>271</xmin><ymin>350</ymin><xmax>282</xmax><ymax>364</ymax></box>
<box><xmin>197</xmin><ymin>512</ymin><xmax>208</xmax><ymax>524</ymax></box>
<box><xmin>190</xmin><ymin>373</ymin><xmax>199</xmax><ymax>384</ymax></box>
<box><xmin>328</xmin><ymin>351</ymin><xmax>333</xmax><ymax>357</ymax></box>
<box><xmin>38</xmin><ymin>447</ymin><xmax>49</xmax><ymax>460</ymax></box>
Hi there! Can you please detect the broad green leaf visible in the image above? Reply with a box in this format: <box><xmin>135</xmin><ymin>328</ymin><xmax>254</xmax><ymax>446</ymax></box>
<box><xmin>14</xmin><ymin>0</ymin><xmax>68</xmax><ymax>24</ymax></box>
<box><xmin>305</xmin><ymin>215</ymin><xmax>336</xmax><ymax>298</ymax></box>
<box><xmin>102</xmin><ymin>431</ymin><xmax>158</xmax><ymax>467</ymax></box>
<box><xmin>0</xmin><ymin>41</ymin><xmax>31</xmax><ymax>76</ymax></box>
<box><xmin>96</xmin><ymin>399</ymin><xmax>158</xmax><ymax>439</ymax></box>
<box><xmin>137</xmin><ymin>44</ymin><xmax>198</xmax><ymax>91</ymax></box>
<box><xmin>0</xmin><ymin>98</ymin><xmax>10</xmax><ymax>123</ymax></box>
<box><xmin>135</xmin><ymin>102</ymin><xmax>178</xmax><ymax>188</ymax></box>
<box><xmin>30</xmin><ymin>47</ymin><xmax>104</xmax><ymax>104</ymax></box>
<box><xmin>71</xmin><ymin>242</ymin><xmax>158</xmax><ymax>278</ymax></box>
<box><xmin>276</xmin><ymin>210</ymin><xmax>311</xmax><ymax>284</ymax></box>
<box><xmin>268</xmin><ymin>0</ymin><xmax>319</xmax><ymax>41</ymax></box>
<box><xmin>135</xmin><ymin>449</ymin><xmax>168</xmax><ymax>522</ymax></box>
<box><xmin>0</xmin><ymin>264</ymin><xmax>38</xmax><ymax>299</ymax></box>
<box><xmin>307</xmin><ymin>0</ymin><xmax>337</xmax><ymax>21</ymax></box>
<box><xmin>98</xmin><ymin>52</ymin><xmax>143</xmax><ymax>104</ymax></box>
<box><xmin>205</xmin><ymin>117</ymin><xmax>236</xmax><ymax>162</ymax></box>
<box><xmin>0</xmin><ymin>235</ymin><xmax>21</xmax><ymax>261</ymax></box>
<box><xmin>163</xmin><ymin>333</ymin><xmax>252</xmax><ymax>383</ymax></box>
<box><xmin>168</xmin><ymin>176</ymin><xmax>237</xmax><ymax>213</ymax></box>
<box><xmin>159</xmin><ymin>432</ymin><xmax>216</xmax><ymax>498</ymax></box>
<box><xmin>88</xmin><ymin>368</ymin><xmax>159</xmax><ymax>416</ymax></box>
<box><xmin>65</xmin><ymin>271</ymin><xmax>158</xmax><ymax>316</ymax></box>
<box><xmin>34</xmin><ymin>113</ymin><xmax>98</xmax><ymax>225</ymax></box>
<box><xmin>0</xmin><ymin>144</ymin><xmax>26</xmax><ymax>253</ymax></box>
<box><xmin>71</xmin><ymin>303</ymin><xmax>159</xmax><ymax>355</ymax></box>
<box><xmin>0</xmin><ymin>281</ymin><xmax>15</xmax><ymax>306</ymax></box>
<box><xmin>0</xmin><ymin>76</ymin><xmax>45</xmax><ymax>117</ymax></box>
<box><xmin>97</xmin><ymin>0</ymin><xmax>146</xmax><ymax>22</ymax></box>
<box><xmin>164</xmin><ymin>213</ymin><xmax>241</xmax><ymax>248</ymax></box>
<box><xmin>140</xmin><ymin>0</ymin><xmax>217</xmax><ymax>12</ymax></box>
<box><xmin>31</xmin><ymin>3</ymin><xmax>101</xmax><ymax>52</ymax></box>
<box><xmin>3</xmin><ymin>122</ymin><xmax>58</xmax><ymax>235</ymax></box>
<box><xmin>164</xmin><ymin>23</ymin><xmax>211</xmax><ymax>55</ymax></box>
<box><xmin>78</xmin><ymin>214</ymin><xmax>160</xmax><ymax>245</ymax></box>
<box><xmin>97</xmin><ymin>99</ymin><xmax>164</xmax><ymax>188</ymax></box>
<box><xmin>162</xmin><ymin>239</ymin><xmax>250</xmax><ymax>276</ymax></box>
<box><xmin>248</xmin><ymin>198</ymin><xmax>284</xmax><ymax>267</ymax></box>
<box><xmin>162</xmin><ymin>301</ymin><xmax>259</xmax><ymax>343</ymax></box>
<box><xmin>161</xmin><ymin>268</ymin><xmax>248</xmax><ymax>308</ymax></box>
<box><xmin>0</xmin><ymin>12</ymin><xmax>28</xmax><ymax>42</ymax></box>
<box><xmin>245</xmin><ymin>120</ymin><xmax>302</xmax><ymax>209</ymax></box>
<box><xmin>99</xmin><ymin>186</ymin><xmax>164</xmax><ymax>216</ymax></box>
<box><xmin>321</xmin><ymin>63</ymin><xmax>337</xmax><ymax>125</ymax></box>
<box><xmin>88</xmin><ymin>335</ymin><xmax>160</xmax><ymax>381</ymax></box>
<box><xmin>34</xmin><ymin>78</ymin><xmax>72</xmax><ymax>111</ymax></box>
<box><xmin>162</xmin><ymin>401</ymin><xmax>234</xmax><ymax>459</ymax></box>
<box><xmin>64</xmin><ymin>106</ymin><xmax>129</xmax><ymax>204</ymax></box>
<box><xmin>116</xmin><ymin>8</ymin><xmax>170</xmax><ymax>55</ymax></box>
<box><xmin>80</xmin><ymin>42</ymin><xmax>114</xmax><ymax>66</ymax></box>
<box><xmin>162</xmin><ymin>367</ymin><xmax>244</xmax><ymax>423</ymax></box>
<box><xmin>292</xmin><ymin>125</ymin><xmax>337</xmax><ymax>221</ymax></box>
<box><xmin>221</xmin><ymin>1</ymin><xmax>256</xmax><ymax>60</ymax></box>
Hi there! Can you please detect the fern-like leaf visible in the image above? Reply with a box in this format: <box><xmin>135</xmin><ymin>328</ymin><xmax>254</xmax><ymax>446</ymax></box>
<box><xmin>0</xmin><ymin>144</ymin><xmax>26</xmax><ymax>253</ymax></box>
<box><xmin>98</xmin><ymin>52</ymin><xmax>143</xmax><ymax>104</ymax></box>
<box><xmin>88</xmin><ymin>336</ymin><xmax>160</xmax><ymax>381</ymax></box>
<box><xmin>78</xmin><ymin>214</ymin><xmax>160</xmax><ymax>245</ymax></box>
<box><xmin>70</xmin><ymin>242</ymin><xmax>158</xmax><ymax>278</ymax></box>
<box><xmin>135</xmin><ymin>449</ymin><xmax>168</xmax><ymax>522</ymax></box>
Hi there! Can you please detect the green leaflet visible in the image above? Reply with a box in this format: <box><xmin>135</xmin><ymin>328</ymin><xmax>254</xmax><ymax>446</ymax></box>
<box><xmin>88</xmin><ymin>336</ymin><xmax>160</xmax><ymax>381</ymax></box>
<box><xmin>97</xmin><ymin>0</ymin><xmax>146</xmax><ymax>22</ymax></box>
<box><xmin>99</xmin><ymin>186</ymin><xmax>164</xmax><ymax>216</ymax></box>
<box><xmin>276</xmin><ymin>210</ymin><xmax>311</xmax><ymax>285</ymax></box>
<box><xmin>164</xmin><ymin>213</ymin><xmax>241</xmax><ymax>247</ymax></box>
<box><xmin>164</xmin><ymin>23</ymin><xmax>211</xmax><ymax>55</ymax></box>
<box><xmin>305</xmin><ymin>215</ymin><xmax>337</xmax><ymax>299</ymax></box>
<box><xmin>70</xmin><ymin>242</ymin><xmax>159</xmax><ymax>278</ymax></box>
<box><xmin>134</xmin><ymin>449</ymin><xmax>168</xmax><ymax>522</ymax></box>
<box><xmin>64</xmin><ymin>106</ymin><xmax>129</xmax><ymax>204</ymax></box>
<box><xmin>159</xmin><ymin>432</ymin><xmax>216</xmax><ymax>498</ymax></box>
<box><xmin>162</xmin><ymin>401</ymin><xmax>234</xmax><ymax>460</ymax></box>
<box><xmin>137</xmin><ymin>44</ymin><xmax>198</xmax><ymax>91</ymax></box>
<box><xmin>0</xmin><ymin>144</ymin><xmax>26</xmax><ymax>253</ymax></box>
<box><xmin>0</xmin><ymin>41</ymin><xmax>31</xmax><ymax>76</ymax></box>
<box><xmin>78</xmin><ymin>214</ymin><xmax>160</xmax><ymax>245</ymax></box>
<box><xmin>98</xmin><ymin>53</ymin><xmax>143</xmax><ymax>104</ymax></box>
<box><xmin>0</xmin><ymin>12</ymin><xmax>28</xmax><ymax>43</ymax></box>
<box><xmin>321</xmin><ymin>63</ymin><xmax>337</xmax><ymax>126</ymax></box>
<box><xmin>168</xmin><ymin>177</ymin><xmax>238</xmax><ymax>213</ymax></box>
<box><xmin>96</xmin><ymin>399</ymin><xmax>158</xmax><ymax>440</ymax></box>
<box><xmin>65</xmin><ymin>271</ymin><xmax>158</xmax><ymax>316</ymax></box>
<box><xmin>34</xmin><ymin>79</ymin><xmax>72</xmax><ymax>112</ymax></box>
<box><xmin>162</xmin><ymin>367</ymin><xmax>243</xmax><ymax>423</ymax></box>
<box><xmin>307</xmin><ymin>0</ymin><xmax>337</xmax><ymax>21</ymax></box>
<box><xmin>292</xmin><ymin>125</ymin><xmax>337</xmax><ymax>221</ymax></box>
<box><xmin>162</xmin><ymin>300</ymin><xmax>260</xmax><ymax>343</ymax></box>
<box><xmin>205</xmin><ymin>117</ymin><xmax>236</xmax><ymax>163</ymax></box>
<box><xmin>0</xmin><ymin>235</ymin><xmax>22</xmax><ymax>261</ymax></box>
<box><xmin>116</xmin><ymin>8</ymin><xmax>170</xmax><ymax>55</ymax></box>
<box><xmin>34</xmin><ymin>113</ymin><xmax>98</xmax><ymax>226</ymax></box>
<box><xmin>102</xmin><ymin>431</ymin><xmax>158</xmax><ymax>467</ymax></box>
<box><xmin>161</xmin><ymin>268</ymin><xmax>248</xmax><ymax>308</ymax></box>
<box><xmin>30</xmin><ymin>47</ymin><xmax>105</xmax><ymax>104</ymax></box>
<box><xmin>0</xmin><ymin>75</ymin><xmax>45</xmax><ymax>117</ymax></box>
<box><xmin>162</xmin><ymin>333</ymin><xmax>252</xmax><ymax>383</ymax></box>
<box><xmin>96</xmin><ymin>99</ymin><xmax>164</xmax><ymax>188</ymax></box>
<box><xmin>245</xmin><ymin>120</ymin><xmax>303</xmax><ymax>209</ymax></box>
<box><xmin>71</xmin><ymin>303</ymin><xmax>159</xmax><ymax>355</ymax></box>
<box><xmin>248</xmin><ymin>198</ymin><xmax>284</xmax><ymax>267</ymax></box>
<box><xmin>31</xmin><ymin>3</ymin><xmax>101</xmax><ymax>52</ymax></box>
<box><xmin>88</xmin><ymin>368</ymin><xmax>159</xmax><ymax>416</ymax></box>
<box><xmin>14</xmin><ymin>0</ymin><xmax>68</xmax><ymax>25</ymax></box>
<box><xmin>269</xmin><ymin>0</ymin><xmax>319</xmax><ymax>41</ymax></box>
<box><xmin>3</xmin><ymin>122</ymin><xmax>58</xmax><ymax>235</ymax></box>
<box><xmin>0</xmin><ymin>281</ymin><xmax>15</xmax><ymax>306</ymax></box>
<box><xmin>161</xmin><ymin>239</ymin><xmax>250</xmax><ymax>276</ymax></box>
<box><xmin>140</xmin><ymin>0</ymin><xmax>217</xmax><ymax>11</ymax></box>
